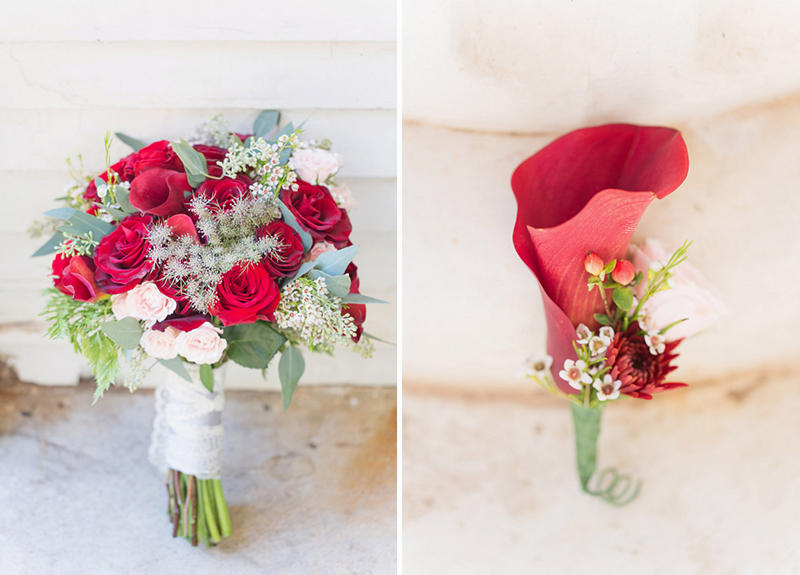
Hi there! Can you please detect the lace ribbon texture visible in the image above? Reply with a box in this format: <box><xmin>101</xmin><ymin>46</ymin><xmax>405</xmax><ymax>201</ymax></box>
<box><xmin>149</xmin><ymin>364</ymin><xmax>226</xmax><ymax>480</ymax></box>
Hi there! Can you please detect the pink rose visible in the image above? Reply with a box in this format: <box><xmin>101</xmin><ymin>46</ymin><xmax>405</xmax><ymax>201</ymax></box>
<box><xmin>632</xmin><ymin>239</ymin><xmax>729</xmax><ymax>341</ymax></box>
<box><xmin>328</xmin><ymin>184</ymin><xmax>358</xmax><ymax>211</ymax></box>
<box><xmin>175</xmin><ymin>322</ymin><xmax>228</xmax><ymax>364</ymax></box>
<box><xmin>111</xmin><ymin>292</ymin><xmax>130</xmax><ymax>320</ymax></box>
<box><xmin>124</xmin><ymin>282</ymin><xmax>178</xmax><ymax>323</ymax></box>
<box><xmin>304</xmin><ymin>241</ymin><xmax>336</xmax><ymax>262</ymax></box>
<box><xmin>140</xmin><ymin>327</ymin><xmax>180</xmax><ymax>360</ymax></box>
<box><xmin>290</xmin><ymin>148</ymin><xmax>341</xmax><ymax>184</ymax></box>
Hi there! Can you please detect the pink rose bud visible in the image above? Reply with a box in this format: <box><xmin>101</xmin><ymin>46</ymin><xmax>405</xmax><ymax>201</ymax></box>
<box><xmin>584</xmin><ymin>252</ymin><xmax>604</xmax><ymax>276</ymax></box>
<box><xmin>611</xmin><ymin>259</ymin><xmax>635</xmax><ymax>285</ymax></box>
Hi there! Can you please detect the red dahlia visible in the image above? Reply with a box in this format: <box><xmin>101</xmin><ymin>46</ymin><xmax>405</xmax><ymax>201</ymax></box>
<box><xmin>605</xmin><ymin>323</ymin><xmax>686</xmax><ymax>400</ymax></box>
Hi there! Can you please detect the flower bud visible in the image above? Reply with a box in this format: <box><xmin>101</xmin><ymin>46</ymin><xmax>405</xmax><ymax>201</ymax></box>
<box><xmin>584</xmin><ymin>252</ymin><xmax>604</xmax><ymax>276</ymax></box>
<box><xmin>611</xmin><ymin>259</ymin><xmax>635</xmax><ymax>285</ymax></box>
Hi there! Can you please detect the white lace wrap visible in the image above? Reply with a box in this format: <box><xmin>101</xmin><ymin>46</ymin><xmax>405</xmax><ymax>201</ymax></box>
<box><xmin>148</xmin><ymin>364</ymin><xmax>226</xmax><ymax>479</ymax></box>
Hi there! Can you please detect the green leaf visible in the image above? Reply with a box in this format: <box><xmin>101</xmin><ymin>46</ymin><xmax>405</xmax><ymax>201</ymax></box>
<box><xmin>199</xmin><ymin>363</ymin><xmax>214</xmax><ymax>392</ymax></box>
<box><xmin>63</xmin><ymin>210</ymin><xmax>115</xmax><ymax>240</ymax></box>
<box><xmin>44</xmin><ymin>207</ymin><xmax>79</xmax><ymax>220</ymax></box>
<box><xmin>276</xmin><ymin>198</ymin><xmax>312</xmax><ymax>250</ymax></box>
<box><xmin>593</xmin><ymin>313</ymin><xmax>612</xmax><ymax>326</ymax></box>
<box><xmin>278</xmin><ymin>346</ymin><xmax>305</xmax><ymax>411</ymax></box>
<box><xmin>113</xmin><ymin>186</ymin><xmax>139</xmax><ymax>215</ymax></box>
<box><xmin>171</xmin><ymin>139</ymin><xmax>208</xmax><ymax>188</ymax></box>
<box><xmin>308</xmin><ymin>270</ymin><xmax>351</xmax><ymax>298</ymax></box>
<box><xmin>115</xmin><ymin>132</ymin><xmax>147</xmax><ymax>152</ymax></box>
<box><xmin>341</xmin><ymin>293</ymin><xmax>388</xmax><ymax>304</ymax></box>
<box><xmin>314</xmin><ymin>245</ymin><xmax>359</xmax><ymax>277</ymax></box>
<box><xmin>222</xmin><ymin>321</ymin><xmax>287</xmax><ymax>369</ymax></box>
<box><xmin>100</xmin><ymin>317</ymin><xmax>142</xmax><ymax>350</ymax></box>
<box><xmin>159</xmin><ymin>357</ymin><xmax>192</xmax><ymax>382</ymax></box>
<box><xmin>275</xmin><ymin>121</ymin><xmax>295</xmax><ymax>140</ymax></box>
<box><xmin>288</xmin><ymin>261</ymin><xmax>318</xmax><ymax>282</ymax></box>
<box><xmin>93</xmin><ymin>203</ymin><xmax>127</xmax><ymax>221</ymax></box>
<box><xmin>361</xmin><ymin>331</ymin><xmax>395</xmax><ymax>345</ymax></box>
<box><xmin>253</xmin><ymin>110</ymin><xmax>280</xmax><ymax>138</ymax></box>
<box><xmin>612</xmin><ymin>286</ymin><xmax>633</xmax><ymax>311</ymax></box>
<box><xmin>603</xmin><ymin>259</ymin><xmax>617</xmax><ymax>274</ymax></box>
<box><xmin>32</xmin><ymin>232</ymin><xmax>64</xmax><ymax>257</ymax></box>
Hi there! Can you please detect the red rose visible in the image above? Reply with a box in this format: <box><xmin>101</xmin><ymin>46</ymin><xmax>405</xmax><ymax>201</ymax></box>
<box><xmin>53</xmin><ymin>254</ymin><xmax>103</xmax><ymax>303</ymax></box>
<box><xmin>282</xmin><ymin>180</ymin><xmax>342</xmax><ymax>241</ymax></box>
<box><xmin>134</xmin><ymin>141</ymin><xmax>184</xmax><ymax>175</ymax></box>
<box><xmin>209</xmin><ymin>262</ymin><xmax>280</xmax><ymax>326</ymax></box>
<box><xmin>342</xmin><ymin>262</ymin><xmax>366</xmax><ymax>342</ymax></box>
<box><xmin>193</xmin><ymin>145</ymin><xmax>227</xmax><ymax>177</ymax></box>
<box><xmin>194</xmin><ymin>176</ymin><xmax>251</xmax><ymax>212</ymax></box>
<box><xmin>326</xmin><ymin>208</ymin><xmax>352</xmax><ymax>247</ymax></box>
<box><xmin>94</xmin><ymin>214</ymin><xmax>155</xmax><ymax>294</ymax></box>
<box><xmin>129</xmin><ymin>168</ymin><xmax>191</xmax><ymax>217</ymax></box>
<box><xmin>258</xmin><ymin>220</ymin><xmax>304</xmax><ymax>277</ymax></box>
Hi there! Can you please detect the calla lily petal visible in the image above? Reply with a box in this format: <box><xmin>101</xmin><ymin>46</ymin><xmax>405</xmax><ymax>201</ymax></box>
<box><xmin>129</xmin><ymin>168</ymin><xmax>190</xmax><ymax>217</ymax></box>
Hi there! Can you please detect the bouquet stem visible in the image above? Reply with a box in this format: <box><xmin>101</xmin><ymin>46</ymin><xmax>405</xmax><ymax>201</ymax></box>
<box><xmin>166</xmin><ymin>469</ymin><xmax>231</xmax><ymax>546</ymax></box>
<box><xmin>569</xmin><ymin>402</ymin><xmax>641</xmax><ymax>506</ymax></box>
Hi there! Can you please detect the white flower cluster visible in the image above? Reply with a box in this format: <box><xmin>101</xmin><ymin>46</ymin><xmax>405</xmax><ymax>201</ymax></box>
<box><xmin>188</xmin><ymin>113</ymin><xmax>231</xmax><ymax>148</ymax></box>
<box><xmin>274</xmin><ymin>276</ymin><xmax>357</xmax><ymax>350</ymax></box>
<box><xmin>148</xmin><ymin>195</ymin><xmax>281</xmax><ymax>312</ymax></box>
<box><xmin>220</xmin><ymin>133</ymin><xmax>301</xmax><ymax>198</ymax></box>
<box><xmin>559</xmin><ymin>323</ymin><xmax>622</xmax><ymax>402</ymax></box>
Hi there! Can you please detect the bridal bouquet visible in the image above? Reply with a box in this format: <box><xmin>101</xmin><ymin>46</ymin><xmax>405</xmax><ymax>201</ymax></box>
<box><xmin>512</xmin><ymin>124</ymin><xmax>727</xmax><ymax>505</ymax></box>
<box><xmin>31</xmin><ymin>111</ymin><xmax>384</xmax><ymax>544</ymax></box>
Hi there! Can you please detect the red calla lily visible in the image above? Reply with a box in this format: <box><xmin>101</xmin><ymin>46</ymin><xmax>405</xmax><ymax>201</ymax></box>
<box><xmin>512</xmin><ymin>124</ymin><xmax>689</xmax><ymax>392</ymax></box>
<box><xmin>129</xmin><ymin>168</ymin><xmax>191</xmax><ymax>217</ymax></box>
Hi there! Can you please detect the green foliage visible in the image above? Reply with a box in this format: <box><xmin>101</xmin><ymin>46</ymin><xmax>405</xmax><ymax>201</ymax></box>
<box><xmin>172</xmin><ymin>138</ymin><xmax>209</xmax><ymax>187</ymax></box>
<box><xmin>40</xmin><ymin>288</ymin><xmax>122</xmax><ymax>402</ymax></box>
<box><xmin>278</xmin><ymin>346</ymin><xmax>305</xmax><ymax>411</ymax></box>
<box><xmin>200</xmin><ymin>363</ymin><xmax>214</xmax><ymax>392</ymax></box>
<box><xmin>222</xmin><ymin>321</ymin><xmax>287</xmax><ymax>369</ymax></box>
<box><xmin>253</xmin><ymin>110</ymin><xmax>280</xmax><ymax>138</ymax></box>
<box><xmin>100</xmin><ymin>317</ymin><xmax>143</xmax><ymax>349</ymax></box>
<box><xmin>612</xmin><ymin>285</ymin><xmax>633</xmax><ymax>311</ymax></box>
<box><xmin>115</xmin><ymin>132</ymin><xmax>147</xmax><ymax>152</ymax></box>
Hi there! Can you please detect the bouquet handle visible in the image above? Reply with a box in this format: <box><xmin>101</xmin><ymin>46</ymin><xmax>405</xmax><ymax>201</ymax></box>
<box><xmin>570</xmin><ymin>402</ymin><xmax>642</xmax><ymax>506</ymax></box>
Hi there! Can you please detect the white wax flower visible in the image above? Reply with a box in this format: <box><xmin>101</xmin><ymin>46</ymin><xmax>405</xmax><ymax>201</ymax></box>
<box><xmin>559</xmin><ymin>359</ymin><xmax>591</xmax><ymax>390</ymax></box>
<box><xmin>594</xmin><ymin>374</ymin><xmax>621</xmax><ymax>401</ymax></box>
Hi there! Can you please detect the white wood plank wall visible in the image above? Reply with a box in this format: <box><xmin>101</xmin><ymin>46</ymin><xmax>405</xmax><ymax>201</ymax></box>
<box><xmin>0</xmin><ymin>2</ymin><xmax>397</xmax><ymax>389</ymax></box>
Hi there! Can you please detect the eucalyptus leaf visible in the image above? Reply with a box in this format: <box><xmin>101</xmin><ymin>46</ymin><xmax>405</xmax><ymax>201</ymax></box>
<box><xmin>313</xmin><ymin>245</ymin><xmax>359</xmax><ymax>277</ymax></box>
<box><xmin>31</xmin><ymin>232</ymin><xmax>64</xmax><ymax>257</ymax></box>
<box><xmin>93</xmin><ymin>203</ymin><xmax>127</xmax><ymax>221</ymax></box>
<box><xmin>341</xmin><ymin>293</ymin><xmax>388</xmax><ymax>305</ymax></box>
<box><xmin>276</xmin><ymin>198</ymin><xmax>312</xmax><ymax>250</ymax></box>
<box><xmin>223</xmin><ymin>321</ymin><xmax>286</xmax><ymax>369</ymax></box>
<box><xmin>44</xmin><ymin>207</ymin><xmax>79</xmax><ymax>220</ymax></box>
<box><xmin>171</xmin><ymin>139</ymin><xmax>208</xmax><ymax>188</ymax></box>
<box><xmin>115</xmin><ymin>132</ymin><xmax>147</xmax><ymax>152</ymax></box>
<box><xmin>253</xmin><ymin>110</ymin><xmax>280</xmax><ymax>138</ymax></box>
<box><xmin>159</xmin><ymin>357</ymin><xmax>192</xmax><ymax>382</ymax></box>
<box><xmin>308</xmin><ymin>270</ymin><xmax>350</xmax><ymax>299</ymax></box>
<box><xmin>199</xmin><ymin>363</ymin><xmax>214</xmax><ymax>392</ymax></box>
<box><xmin>278</xmin><ymin>346</ymin><xmax>305</xmax><ymax>411</ymax></box>
<box><xmin>288</xmin><ymin>261</ymin><xmax>318</xmax><ymax>282</ymax></box>
<box><xmin>275</xmin><ymin>122</ymin><xmax>295</xmax><ymax>140</ymax></box>
<box><xmin>113</xmin><ymin>186</ymin><xmax>139</xmax><ymax>215</ymax></box>
<box><xmin>100</xmin><ymin>317</ymin><xmax>143</xmax><ymax>350</ymax></box>
<box><xmin>67</xmin><ymin>210</ymin><xmax>115</xmax><ymax>239</ymax></box>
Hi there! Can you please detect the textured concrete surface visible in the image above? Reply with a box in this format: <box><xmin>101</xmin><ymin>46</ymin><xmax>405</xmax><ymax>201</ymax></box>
<box><xmin>0</xmin><ymin>375</ymin><xmax>397</xmax><ymax>575</ymax></box>
<box><xmin>403</xmin><ymin>371</ymin><xmax>800</xmax><ymax>574</ymax></box>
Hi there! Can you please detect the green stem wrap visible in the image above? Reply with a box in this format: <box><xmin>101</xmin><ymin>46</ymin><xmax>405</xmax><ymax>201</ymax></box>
<box><xmin>570</xmin><ymin>402</ymin><xmax>603</xmax><ymax>492</ymax></box>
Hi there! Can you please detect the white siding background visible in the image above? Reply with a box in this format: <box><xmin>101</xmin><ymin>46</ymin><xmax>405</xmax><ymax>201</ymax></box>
<box><xmin>0</xmin><ymin>1</ymin><xmax>397</xmax><ymax>389</ymax></box>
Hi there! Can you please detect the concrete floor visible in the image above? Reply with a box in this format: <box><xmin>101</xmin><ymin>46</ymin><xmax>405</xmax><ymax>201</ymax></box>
<box><xmin>0</xmin><ymin>375</ymin><xmax>397</xmax><ymax>575</ymax></box>
<box><xmin>403</xmin><ymin>370</ymin><xmax>800</xmax><ymax>575</ymax></box>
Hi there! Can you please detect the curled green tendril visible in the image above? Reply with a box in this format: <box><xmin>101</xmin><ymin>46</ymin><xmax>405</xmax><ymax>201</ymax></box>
<box><xmin>586</xmin><ymin>467</ymin><xmax>642</xmax><ymax>506</ymax></box>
